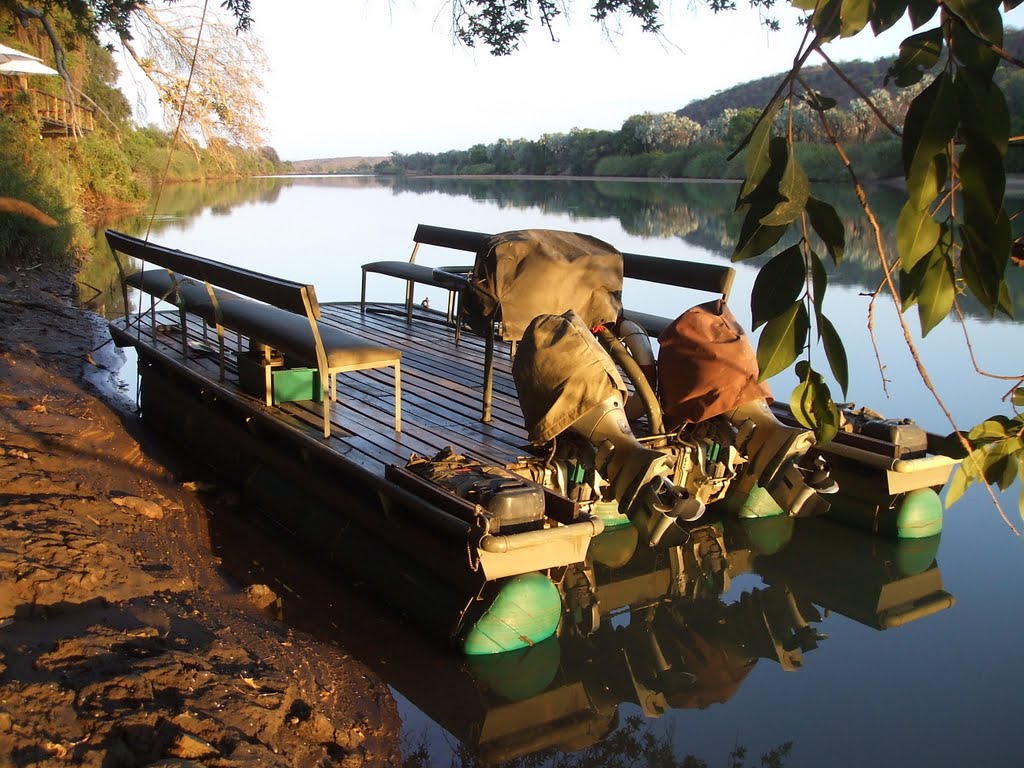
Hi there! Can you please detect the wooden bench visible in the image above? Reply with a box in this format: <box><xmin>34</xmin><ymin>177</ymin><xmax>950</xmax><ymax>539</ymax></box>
<box><xmin>360</xmin><ymin>224</ymin><xmax>490</xmax><ymax>326</ymax></box>
<box><xmin>106</xmin><ymin>230</ymin><xmax>401</xmax><ymax>439</ymax></box>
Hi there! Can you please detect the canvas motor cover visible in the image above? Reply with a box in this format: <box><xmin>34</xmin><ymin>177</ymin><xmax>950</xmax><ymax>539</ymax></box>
<box><xmin>658</xmin><ymin>299</ymin><xmax>773</xmax><ymax>426</ymax></box>
<box><xmin>513</xmin><ymin>310</ymin><xmax>627</xmax><ymax>445</ymax></box>
<box><xmin>462</xmin><ymin>229</ymin><xmax>623</xmax><ymax>340</ymax></box>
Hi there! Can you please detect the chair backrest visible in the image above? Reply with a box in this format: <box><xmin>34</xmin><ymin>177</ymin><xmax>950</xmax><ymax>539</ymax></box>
<box><xmin>412</xmin><ymin>224</ymin><xmax>492</xmax><ymax>255</ymax></box>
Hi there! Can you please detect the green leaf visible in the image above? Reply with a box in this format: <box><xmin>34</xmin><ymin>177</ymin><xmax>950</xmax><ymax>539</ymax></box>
<box><xmin>810</xmin><ymin>0</ymin><xmax>844</xmax><ymax>40</ymax></box>
<box><xmin>810</xmin><ymin>250</ymin><xmax>827</xmax><ymax>329</ymax></box>
<box><xmin>760</xmin><ymin>148</ymin><xmax>810</xmax><ymax>226</ymax></box>
<box><xmin>902</xmin><ymin>73</ymin><xmax>957</xmax><ymax>210</ymax></box>
<box><xmin>916</xmin><ymin>247</ymin><xmax>955</xmax><ymax>336</ymax></box>
<box><xmin>908</xmin><ymin>0</ymin><xmax>939</xmax><ymax>28</ymax></box>
<box><xmin>806</xmin><ymin>197</ymin><xmax>845</xmax><ymax>265</ymax></box>
<box><xmin>1012</xmin><ymin>387</ymin><xmax>1024</xmax><ymax>407</ymax></box>
<box><xmin>871</xmin><ymin>0</ymin><xmax>910</xmax><ymax>35</ymax></box>
<box><xmin>801</xmin><ymin>91</ymin><xmax>838</xmax><ymax>111</ymax></box>
<box><xmin>956</xmin><ymin>69</ymin><xmax>1010</xmax><ymax>154</ymax></box>
<box><xmin>968</xmin><ymin>419</ymin><xmax>1009</xmax><ymax>442</ymax></box>
<box><xmin>983</xmin><ymin>437</ymin><xmax>1023</xmax><ymax>490</ymax></box>
<box><xmin>790</xmin><ymin>369</ymin><xmax>840</xmax><ymax>444</ymax></box>
<box><xmin>738</xmin><ymin>100</ymin><xmax>782</xmax><ymax>207</ymax></box>
<box><xmin>840</xmin><ymin>0</ymin><xmax>872</xmax><ymax>37</ymax></box>
<box><xmin>949</xmin><ymin>12</ymin><xmax>1002</xmax><ymax>79</ymax></box>
<box><xmin>733</xmin><ymin>207</ymin><xmax>789</xmax><ymax>262</ymax></box>
<box><xmin>819</xmin><ymin>314</ymin><xmax>849</xmax><ymax>397</ymax></box>
<box><xmin>896</xmin><ymin>202</ymin><xmax>941</xmax><ymax>272</ymax></box>
<box><xmin>886</xmin><ymin>27</ymin><xmax>944</xmax><ymax>87</ymax></box>
<box><xmin>945</xmin><ymin>462</ymin><xmax>972</xmax><ymax>508</ymax></box>
<box><xmin>961</xmin><ymin>213</ymin><xmax>1013</xmax><ymax>315</ymax></box>
<box><xmin>757</xmin><ymin>302</ymin><xmax>810</xmax><ymax>381</ymax></box>
<box><xmin>960</xmin><ymin>137</ymin><xmax>1006</xmax><ymax>228</ymax></box>
<box><xmin>751</xmin><ymin>245</ymin><xmax>806</xmax><ymax>330</ymax></box>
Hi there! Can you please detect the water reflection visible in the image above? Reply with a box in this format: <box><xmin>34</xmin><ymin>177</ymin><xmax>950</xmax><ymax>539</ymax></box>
<box><xmin>86</xmin><ymin>175</ymin><xmax>1024</xmax><ymax>322</ymax></box>
<box><xmin>204</xmin><ymin>484</ymin><xmax>950</xmax><ymax>767</ymax></box>
<box><xmin>76</xmin><ymin>177</ymin><xmax>294</xmax><ymax>318</ymax></box>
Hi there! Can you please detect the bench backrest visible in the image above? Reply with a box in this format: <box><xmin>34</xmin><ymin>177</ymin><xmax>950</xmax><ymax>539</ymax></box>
<box><xmin>106</xmin><ymin>230</ymin><xmax>319</xmax><ymax>319</ymax></box>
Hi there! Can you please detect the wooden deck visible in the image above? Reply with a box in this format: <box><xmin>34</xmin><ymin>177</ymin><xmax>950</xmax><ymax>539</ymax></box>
<box><xmin>114</xmin><ymin>300</ymin><xmax>538</xmax><ymax>478</ymax></box>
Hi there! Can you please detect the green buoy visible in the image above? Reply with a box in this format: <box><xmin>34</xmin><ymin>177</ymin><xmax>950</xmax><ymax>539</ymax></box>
<box><xmin>461</xmin><ymin>572</ymin><xmax>563</xmax><ymax>656</ymax></box>
<box><xmin>826</xmin><ymin>487</ymin><xmax>944</xmax><ymax>539</ymax></box>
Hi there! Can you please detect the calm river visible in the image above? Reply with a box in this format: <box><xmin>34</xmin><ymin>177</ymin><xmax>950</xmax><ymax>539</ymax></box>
<box><xmin>84</xmin><ymin>175</ymin><xmax>1024</xmax><ymax>767</ymax></box>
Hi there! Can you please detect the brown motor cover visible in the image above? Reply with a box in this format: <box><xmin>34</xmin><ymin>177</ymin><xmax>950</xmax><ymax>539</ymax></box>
<box><xmin>513</xmin><ymin>310</ymin><xmax>627</xmax><ymax>445</ymax></box>
<box><xmin>462</xmin><ymin>229</ymin><xmax>623</xmax><ymax>340</ymax></box>
<box><xmin>657</xmin><ymin>299</ymin><xmax>773</xmax><ymax>426</ymax></box>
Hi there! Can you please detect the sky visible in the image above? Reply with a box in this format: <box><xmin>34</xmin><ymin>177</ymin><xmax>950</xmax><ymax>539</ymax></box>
<box><xmin>119</xmin><ymin>2</ymin><xmax>1024</xmax><ymax>162</ymax></box>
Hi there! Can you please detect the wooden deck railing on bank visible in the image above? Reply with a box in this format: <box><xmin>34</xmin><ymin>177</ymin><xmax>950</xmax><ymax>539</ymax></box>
<box><xmin>0</xmin><ymin>87</ymin><xmax>94</xmax><ymax>136</ymax></box>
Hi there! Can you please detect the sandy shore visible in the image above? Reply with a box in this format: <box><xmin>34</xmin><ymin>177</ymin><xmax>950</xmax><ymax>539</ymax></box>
<box><xmin>0</xmin><ymin>266</ymin><xmax>400</xmax><ymax>766</ymax></box>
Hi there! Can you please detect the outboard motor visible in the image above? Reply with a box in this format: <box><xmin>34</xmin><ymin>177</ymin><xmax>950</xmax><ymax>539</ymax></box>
<box><xmin>569</xmin><ymin>395</ymin><xmax>705</xmax><ymax>547</ymax></box>
<box><xmin>725</xmin><ymin>399</ymin><xmax>837</xmax><ymax>517</ymax></box>
<box><xmin>513</xmin><ymin>310</ymin><xmax>702</xmax><ymax>548</ymax></box>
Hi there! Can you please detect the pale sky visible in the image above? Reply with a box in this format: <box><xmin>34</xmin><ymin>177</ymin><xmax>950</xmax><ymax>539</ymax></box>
<box><xmin>121</xmin><ymin>2</ymin><xmax>1024</xmax><ymax>161</ymax></box>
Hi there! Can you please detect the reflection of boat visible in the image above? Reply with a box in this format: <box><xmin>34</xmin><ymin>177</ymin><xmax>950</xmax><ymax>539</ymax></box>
<box><xmin>309</xmin><ymin>516</ymin><xmax>953</xmax><ymax>765</ymax></box>
<box><xmin>105</xmin><ymin>225</ymin><xmax>955</xmax><ymax>655</ymax></box>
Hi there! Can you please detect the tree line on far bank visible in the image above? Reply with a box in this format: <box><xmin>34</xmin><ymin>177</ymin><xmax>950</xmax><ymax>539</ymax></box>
<box><xmin>374</xmin><ymin>28</ymin><xmax>1024</xmax><ymax>182</ymax></box>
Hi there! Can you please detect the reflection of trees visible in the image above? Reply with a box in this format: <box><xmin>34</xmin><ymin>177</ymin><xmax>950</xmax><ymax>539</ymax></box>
<box><xmin>384</xmin><ymin>177</ymin><xmax>1024</xmax><ymax>320</ymax></box>
<box><xmin>76</xmin><ymin>177</ymin><xmax>292</xmax><ymax>317</ymax></box>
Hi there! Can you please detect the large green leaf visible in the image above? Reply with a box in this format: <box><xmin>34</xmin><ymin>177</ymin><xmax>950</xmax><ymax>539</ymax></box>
<box><xmin>900</xmin><ymin>222</ymin><xmax>950</xmax><ymax>311</ymax></box>
<box><xmin>886</xmin><ymin>27</ymin><xmax>944</xmax><ymax>87</ymax></box>
<box><xmin>810</xmin><ymin>250</ymin><xmax>827</xmax><ymax>330</ymax></box>
<box><xmin>916</xmin><ymin>247</ymin><xmax>956</xmax><ymax>336</ymax></box>
<box><xmin>902</xmin><ymin>73</ymin><xmax>957</xmax><ymax>210</ymax></box>
<box><xmin>757</xmin><ymin>302</ymin><xmax>810</xmax><ymax>381</ymax></box>
<box><xmin>961</xmin><ymin>212</ymin><xmax>1012</xmax><ymax>315</ymax></box>
<box><xmin>947</xmin><ymin>9</ymin><xmax>1003</xmax><ymax>79</ymax></box>
<box><xmin>840</xmin><ymin>0</ymin><xmax>873</xmax><ymax>37</ymax></box>
<box><xmin>946</xmin><ymin>0</ymin><xmax>1004</xmax><ymax>46</ymax></box>
<box><xmin>871</xmin><ymin>0</ymin><xmax>910</xmax><ymax>34</ymax></box>
<box><xmin>960</xmin><ymin>138</ymin><xmax>1006</xmax><ymax>228</ymax></box>
<box><xmin>738</xmin><ymin>101</ymin><xmax>782</xmax><ymax>208</ymax></box>
<box><xmin>806</xmin><ymin>197</ymin><xmax>845</xmax><ymax>265</ymax></box>
<box><xmin>819</xmin><ymin>314</ymin><xmax>849</xmax><ymax>397</ymax></box>
<box><xmin>1013</xmin><ymin>387</ymin><xmax>1024</xmax><ymax>407</ymax></box>
<box><xmin>751</xmin><ymin>245</ymin><xmax>806</xmax><ymax>330</ymax></box>
<box><xmin>968</xmin><ymin>418</ymin><xmax>1009</xmax><ymax>442</ymax></box>
<box><xmin>760</xmin><ymin>147</ymin><xmax>810</xmax><ymax>226</ymax></box>
<box><xmin>983</xmin><ymin>437</ymin><xmax>1023</xmax><ymax>490</ymax></box>
<box><xmin>956</xmin><ymin>69</ymin><xmax>1010</xmax><ymax>154</ymax></box>
<box><xmin>908</xmin><ymin>0</ymin><xmax>940</xmax><ymax>28</ymax></box>
<box><xmin>896</xmin><ymin>202</ymin><xmax>941</xmax><ymax>272</ymax></box>
<box><xmin>791</xmin><ymin>362</ymin><xmax>840</xmax><ymax>443</ymax></box>
<box><xmin>810</xmin><ymin>0</ymin><xmax>844</xmax><ymax>40</ymax></box>
<box><xmin>733</xmin><ymin>209</ymin><xmax>789</xmax><ymax>262</ymax></box>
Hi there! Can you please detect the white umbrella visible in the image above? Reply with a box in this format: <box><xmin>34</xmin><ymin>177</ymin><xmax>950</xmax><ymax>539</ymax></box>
<box><xmin>0</xmin><ymin>42</ymin><xmax>44</xmax><ymax>63</ymax></box>
<box><xmin>0</xmin><ymin>58</ymin><xmax>58</xmax><ymax>76</ymax></box>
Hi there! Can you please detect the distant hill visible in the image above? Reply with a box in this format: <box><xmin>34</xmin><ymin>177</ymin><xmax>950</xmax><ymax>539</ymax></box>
<box><xmin>676</xmin><ymin>59</ymin><xmax>892</xmax><ymax>123</ymax></box>
<box><xmin>678</xmin><ymin>28</ymin><xmax>1024</xmax><ymax>124</ymax></box>
<box><xmin>287</xmin><ymin>156</ymin><xmax>388</xmax><ymax>174</ymax></box>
